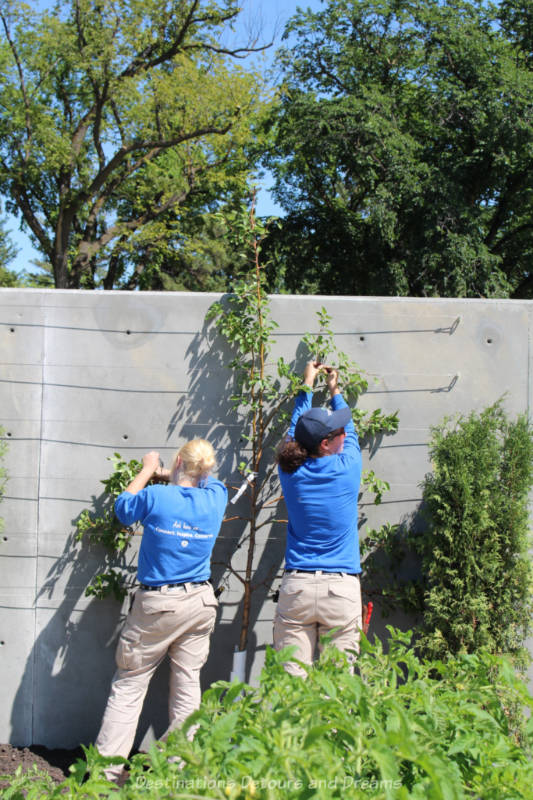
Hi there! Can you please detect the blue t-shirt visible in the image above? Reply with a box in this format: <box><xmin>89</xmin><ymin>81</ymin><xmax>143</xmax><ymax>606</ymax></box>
<box><xmin>278</xmin><ymin>392</ymin><xmax>362</xmax><ymax>573</ymax></box>
<box><xmin>115</xmin><ymin>478</ymin><xmax>227</xmax><ymax>585</ymax></box>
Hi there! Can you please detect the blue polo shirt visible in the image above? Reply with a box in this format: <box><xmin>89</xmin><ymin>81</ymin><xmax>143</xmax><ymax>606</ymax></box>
<box><xmin>278</xmin><ymin>392</ymin><xmax>362</xmax><ymax>573</ymax></box>
<box><xmin>115</xmin><ymin>478</ymin><xmax>227</xmax><ymax>585</ymax></box>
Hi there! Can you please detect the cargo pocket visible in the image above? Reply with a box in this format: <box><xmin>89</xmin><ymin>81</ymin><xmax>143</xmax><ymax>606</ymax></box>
<box><xmin>116</xmin><ymin>628</ymin><xmax>143</xmax><ymax>671</ymax></box>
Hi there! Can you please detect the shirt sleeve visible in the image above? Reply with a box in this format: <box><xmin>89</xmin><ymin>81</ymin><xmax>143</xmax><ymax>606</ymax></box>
<box><xmin>330</xmin><ymin>392</ymin><xmax>360</xmax><ymax>464</ymax></box>
<box><xmin>114</xmin><ymin>489</ymin><xmax>152</xmax><ymax>526</ymax></box>
<box><xmin>287</xmin><ymin>390</ymin><xmax>313</xmax><ymax>438</ymax></box>
<box><xmin>204</xmin><ymin>477</ymin><xmax>229</xmax><ymax>508</ymax></box>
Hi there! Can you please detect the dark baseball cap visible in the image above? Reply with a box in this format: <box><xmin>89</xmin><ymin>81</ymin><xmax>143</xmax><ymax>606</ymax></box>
<box><xmin>294</xmin><ymin>406</ymin><xmax>352</xmax><ymax>450</ymax></box>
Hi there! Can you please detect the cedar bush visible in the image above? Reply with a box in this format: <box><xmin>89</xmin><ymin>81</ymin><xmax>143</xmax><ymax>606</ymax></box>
<box><xmin>415</xmin><ymin>402</ymin><xmax>533</xmax><ymax>663</ymax></box>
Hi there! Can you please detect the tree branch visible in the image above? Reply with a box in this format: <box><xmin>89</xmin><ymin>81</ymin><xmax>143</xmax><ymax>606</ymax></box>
<box><xmin>485</xmin><ymin>166</ymin><xmax>533</xmax><ymax>247</ymax></box>
<box><xmin>71</xmin><ymin>121</ymin><xmax>234</xmax><ymax>217</ymax></box>
<box><xmin>71</xmin><ymin>185</ymin><xmax>192</xmax><ymax>286</ymax></box>
<box><xmin>255</xmin><ymin>517</ymin><xmax>287</xmax><ymax>531</ymax></box>
<box><xmin>1</xmin><ymin>14</ymin><xmax>32</xmax><ymax>160</ymax></box>
<box><xmin>2</xmin><ymin>161</ymin><xmax>52</xmax><ymax>257</ymax></box>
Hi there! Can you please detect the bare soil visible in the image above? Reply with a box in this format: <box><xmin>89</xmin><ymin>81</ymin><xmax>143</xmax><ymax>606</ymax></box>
<box><xmin>0</xmin><ymin>742</ymin><xmax>84</xmax><ymax>787</ymax></box>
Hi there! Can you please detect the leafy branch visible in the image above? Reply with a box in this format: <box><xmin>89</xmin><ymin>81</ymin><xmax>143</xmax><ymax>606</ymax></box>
<box><xmin>75</xmin><ymin>453</ymin><xmax>143</xmax><ymax>600</ymax></box>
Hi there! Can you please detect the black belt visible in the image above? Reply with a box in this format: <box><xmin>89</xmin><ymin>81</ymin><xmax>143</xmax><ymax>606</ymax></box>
<box><xmin>139</xmin><ymin>580</ymin><xmax>209</xmax><ymax>591</ymax></box>
<box><xmin>284</xmin><ymin>570</ymin><xmax>358</xmax><ymax>577</ymax></box>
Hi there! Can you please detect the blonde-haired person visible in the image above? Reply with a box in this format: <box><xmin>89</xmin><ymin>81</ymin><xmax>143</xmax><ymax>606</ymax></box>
<box><xmin>95</xmin><ymin>440</ymin><xmax>227</xmax><ymax>783</ymax></box>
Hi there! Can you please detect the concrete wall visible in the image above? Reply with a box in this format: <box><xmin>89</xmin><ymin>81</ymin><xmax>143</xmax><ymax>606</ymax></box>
<box><xmin>0</xmin><ymin>288</ymin><xmax>531</xmax><ymax>749</ymax></box>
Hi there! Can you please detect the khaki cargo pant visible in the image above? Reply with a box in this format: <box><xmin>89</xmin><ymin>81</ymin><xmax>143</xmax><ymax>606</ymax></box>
<box><xmin>273</xmin><ymin>571</ymin><xmax>362</xmax><ymax>677</ymax></box>
<box><xmin>95</xmin><ymin>581</ymin><xmax>218</xmax><ymax>780</ymax></box>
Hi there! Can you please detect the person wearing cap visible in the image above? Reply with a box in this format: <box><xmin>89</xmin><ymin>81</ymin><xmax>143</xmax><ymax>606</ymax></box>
<box><xmin>274</xmin><ymin>361</ymin><xmax>362</xmax><ymax>676</ymax></box>
<box><xmin>95</xmin><ymin>440</ymin><xmax>227</xmax><ymax>782</ymax></box>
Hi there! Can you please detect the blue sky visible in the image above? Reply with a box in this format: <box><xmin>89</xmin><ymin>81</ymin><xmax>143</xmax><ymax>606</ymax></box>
<box><xmin>3</xmin><ymin>0</ymin><xmax>325</xmax><ymax>273</ymax></box>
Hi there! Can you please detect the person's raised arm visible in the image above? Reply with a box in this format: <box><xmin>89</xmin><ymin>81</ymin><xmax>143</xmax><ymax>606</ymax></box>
<box><xmin>325</xmin><ymin>367</ymin><xmax>359</xmax><ymax>461</ymax></box>
<box><xmin>325</xmin><ymin>367</ymin><xmax>340</xmax><ymax>398</ymax></box>
<box><xmin>124</xmin><ymin>451</ymin><xmax>162</xmax><ymax>495</ymax></box>
<box><xmin>288</xmin><ymin>361</ymin><xmax>321</xmax><ymax>438</ymax></box>
<box><xmin>303</xmin><ymin>360</ymin><xmax>321</xmax><ymax>388</ymax></box>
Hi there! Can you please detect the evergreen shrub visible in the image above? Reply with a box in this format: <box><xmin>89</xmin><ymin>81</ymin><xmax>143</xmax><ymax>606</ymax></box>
<box><xmin>414</xmin><ymin>402</ymin><xmax>533</xmax><ymax>663</ymax></box>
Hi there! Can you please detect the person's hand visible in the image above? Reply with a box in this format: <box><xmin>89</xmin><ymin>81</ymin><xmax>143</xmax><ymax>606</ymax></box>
<box><xmin>142</xmin><ymin>451</ymin><xmax>161</xmax><ymax>475</ymax></box>
<box><xmin>303</xmin><ymin>360</ymin><xmax>321</xmax><ymax>387</ymax></box>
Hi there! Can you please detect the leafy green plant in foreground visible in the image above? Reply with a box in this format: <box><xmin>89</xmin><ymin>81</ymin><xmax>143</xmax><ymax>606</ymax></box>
<box><xmin>4</xmin><ymin>629</ymin><xmax>532</xmax><ymax>799</ymax></box>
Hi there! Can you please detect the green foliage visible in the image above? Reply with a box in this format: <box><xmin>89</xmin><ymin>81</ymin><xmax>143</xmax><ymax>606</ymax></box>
<box><xmin>83</xmin><ymin>570</ymin><xmax>132</xmax><ymax>603</ymax></box>
<box><xmin>4</xmin><ymin>629</ymin><xmax>533</xmax><ymax>798</ymax></box>
<box><xmin>124</xmin><ymin>208</ymin><xmax>253</xmax><ymax>293</ymax></box>
<box><xmin>262</xmin><ymin>0</ymin><xmax>533</xmax><ymax>298</ymax></box>
<box><xmin>75</xmin><ymin>453</ymin><xmax>142</xmax><ymax>600</ymax></box>
<box><xmin>362</xmin><ymin>470</ymin><xmax>391</xmax><ymax>507</ymax></box>
<box><xmin>0</xmin><ymin>208</ymin><xmax>20</xmax><ymax>285</ymax></box>
<box><xmin>413</xmin><ymin>402</ymin><xmax>533</xmax><ymax>663</ymax></box>
<box><xmin>0</xmin><ymin>0</ymin><xmax>265</xmax><ymax>289</ymax></box>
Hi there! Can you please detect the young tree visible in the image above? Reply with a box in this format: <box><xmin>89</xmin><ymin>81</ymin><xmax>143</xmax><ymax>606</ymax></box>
<box><xmin>0</xmin><ymin>0</ymin><xmax>266</xmax><ymax>289</ymax></box>
<box><xmin>262</xmin><ymin>0</ymin><xmax>533</xmax><ymax>298</ymax></box>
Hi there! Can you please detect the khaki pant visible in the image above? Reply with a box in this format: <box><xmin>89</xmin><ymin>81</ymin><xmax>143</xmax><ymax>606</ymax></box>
<box><xmin>96</xmin><ymin>582</ymin><xmax>217</xmax><ymax>779</ymax></box>
<box><xmin>273</xmin><ymin>571</ymin><xmax>362</xmax><ymax>677</ymax></box>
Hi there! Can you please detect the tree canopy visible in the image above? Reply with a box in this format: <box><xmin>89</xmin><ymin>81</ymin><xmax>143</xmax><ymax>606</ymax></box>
<box><xmin>0</xmin><ymin>0</ymin><xmax>267</xmax><ymax>289</ymax></box>
<box><xmin>0</xmin><ymin>209</ymin><xmax>18</xmax><ymax>285</ymax></box>
<box><xmin>261</xmin><ymin>0</ymin><xmax>533</xmax><ymax>298</ymax></box>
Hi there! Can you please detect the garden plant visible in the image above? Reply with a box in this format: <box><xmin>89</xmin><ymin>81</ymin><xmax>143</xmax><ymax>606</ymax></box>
<box><xmin>2</xmin><ymin>628</ymin><xmax>533</xmax><ymax>799</ymax></box>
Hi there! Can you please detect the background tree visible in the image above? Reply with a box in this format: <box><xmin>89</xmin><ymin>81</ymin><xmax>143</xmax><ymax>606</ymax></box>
<box><xmin>0</xmin><ymin>212</ymin><xmax>19</xmax><ymax>286</ymax></box>
<box><xmin>262</xmin><ymin>0</ymin><xmax>533</xmax><ymax>298</ymax></box>
<box><xmin>0</xmin><ymin>0</ymin><xmax>267</xmax><ymax>289</ymax></box>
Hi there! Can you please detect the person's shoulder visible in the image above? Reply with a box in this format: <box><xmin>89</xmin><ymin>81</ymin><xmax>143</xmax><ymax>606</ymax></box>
<box><xmin>142</xmin><ymin>483</ymin><xmax>163</xmax><ymax>495</ymax></box>
<box><xmin>205</xmin><ymin>477</ymin><xmax>228</xmax><ymax>493</ymax></box>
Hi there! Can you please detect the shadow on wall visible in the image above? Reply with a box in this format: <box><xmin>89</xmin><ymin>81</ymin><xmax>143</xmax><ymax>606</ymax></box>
<box><xmin>358</xmin><ymin>495</ymin><xmax>429</xmax><ymax>651</ymax></box>
<box><xmin>10</xmin><ymin>530</ymin><xmax>135</xmax><ymax>748</ymax></box>
<box><xmin>9</xmin><ymin>302</ymin><xmax>289</xmax><ymax>748</ymax></box>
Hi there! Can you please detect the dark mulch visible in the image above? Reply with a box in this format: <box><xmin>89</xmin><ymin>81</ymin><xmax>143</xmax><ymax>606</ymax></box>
<box><xmin>0</xmin><ymin>742</ymin><xmax>85</xmax><ymax>786</ymax></box>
